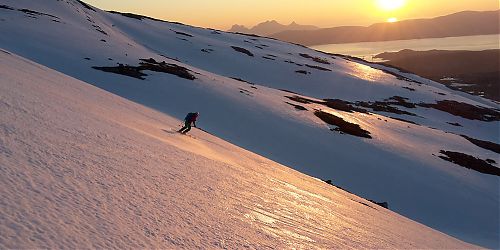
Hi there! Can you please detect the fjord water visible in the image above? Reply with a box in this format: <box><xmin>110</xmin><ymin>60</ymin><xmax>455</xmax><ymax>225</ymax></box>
<box><xmin>311</xmin><ymin>34</ymin><xmax>500</xmax><ymax>61</ymax></box>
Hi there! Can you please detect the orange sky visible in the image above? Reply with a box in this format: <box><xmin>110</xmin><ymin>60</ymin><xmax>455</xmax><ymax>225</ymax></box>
<box><xmin>84</xmin><ymin>0</ymin><xmax>499</xmax><ymax>30</ymax></box>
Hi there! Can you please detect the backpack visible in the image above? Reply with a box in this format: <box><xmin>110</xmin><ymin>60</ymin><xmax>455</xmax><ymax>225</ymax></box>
<box><xmin>185</xmin><ymin>112</ymin><xmax>197</xmax><ymax>122</ymax></box>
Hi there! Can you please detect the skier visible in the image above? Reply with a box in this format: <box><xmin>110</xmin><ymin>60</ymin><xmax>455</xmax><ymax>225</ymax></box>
<box><xmin>178</xmin><ymin>112</ymin><xmax>199</xmax><ymax>134</ymax></box>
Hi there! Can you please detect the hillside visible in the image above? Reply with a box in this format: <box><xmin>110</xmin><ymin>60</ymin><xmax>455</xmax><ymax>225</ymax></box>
<box><xmin>375</xmin><ymin>49</ymin><xmax>500</xmax><ymax>101</ymax></box>
<box><xmin>0</xmin><ymin>0</ymin><xmax>498</xmax><ymax>247</ymax></box>
<box><xmin>271</xmin><ymin>10</ymin><xmax>500</xmax><ymax>46</ymax></box>
<box><xmin>0</xmin><ymin>47</ymin><xmax>479</xmax><ymax>249</ymax></box>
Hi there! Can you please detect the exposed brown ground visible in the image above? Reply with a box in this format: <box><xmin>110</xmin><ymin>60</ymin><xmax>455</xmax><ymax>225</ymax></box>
<box><xmin>375</xmin><ymin>49</ymin><xmax>500</xmax><ymax>101</ymax></box>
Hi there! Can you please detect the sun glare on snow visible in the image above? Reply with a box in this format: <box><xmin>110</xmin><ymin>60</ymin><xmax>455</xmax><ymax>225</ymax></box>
<box><xmin>377</xmin><ymin>0</ymin><xmax>406</xmax><ymax>11</ymax></box>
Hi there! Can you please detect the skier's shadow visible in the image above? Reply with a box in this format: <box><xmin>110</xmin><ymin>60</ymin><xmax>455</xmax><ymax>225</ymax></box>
<box><xmin>162</xmin><ymin>129</ymin><xmax>179</xmax><ymax>134</ymax></box>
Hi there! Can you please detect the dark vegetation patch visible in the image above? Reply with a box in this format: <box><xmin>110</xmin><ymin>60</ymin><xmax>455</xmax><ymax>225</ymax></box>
<box><xmin>0</xmin><ymin>5</ymin><xmax>14</xmax><ymax>10</ymax></box>
<box><xmin>92</xmin><ymin>24</ymin><xmax>107</xmax><ymax>35</ymax></box>
<box><xmin>299</xmin><ymin>53</ymin><xmax>331</xmax><ymax>65</ymax></box>
<box><xmin>170</xmin><ymin>29</ymin><xmax>193</xmax><ymax>37</ymax></box>
<box><xmin>238</xmin><ymin>88</ymin><xmax>253</xmax><ymax>96</ymax></box>
<box><xmin>201</xmin><ymin>48</ymin><xmax>214</xmax><ymax>53</ymax></box>
<box><xmin>86</xmin><ymin>15</ymin><xmax>95</xmax><ymax>24</ymax></box>
<box><xmin>93</xmin><ymin>65</ymin><xmax>146</xmax><ymax>80</ymax></box>
<box><xmin>230</xmin><ymin>77</ymin><xmax>255</xmax><ymax>85</ymax></box>
<box><xmin>231</xmin><ymin>46</ymin><xmax>254</xmax><ymax>57</ymax></box>
<box><xmin>418</xmin><ymin>100</ymin><xmax>500</xmax><ymax>121</ymax></box>
<box><xmin>92</xmin><ymin>58</ymin><xmax>195</xmax><ymax>80</ymax></box>
<box><xmin>390</xmin><ymin>116</ymin><xmax>418</xmax><ymax>125</ymax></box>
<box><xmin>262</xmin><ymin>56</ymin><xmax>276</xmax><ymax>61</ymax></box>
<box><xmin>460</xmin><ymin>135</ymin><xmax>500</xmax><ymax>154</ymax></box>
<box><xmin>349</xmin><ymin>97</ymin><xmax>499</xmax><ymax>121</ymax></box>
<box><xmin>402</xmin><ymin>86</ymin><xmax>416</xmax><ymax>91</ymax></box>
<box><xmin>100</xmin><ymin>39</ymin><xmax>106</xmax><ymax>42</ymax></box>
<box><xmin>266</xmin><ymin>54</ymin><xmax>277</xmax><ymax>58</ymax></box>
<box><xmin>210</xmin><ymin>30</ymin><xmax>221</xmax><ymax>35</ymax></box>
<box><xmin>384</xmin><ymin>96</ymin><xmax>417</xmax><ymax>108</ymax></box>
<box><xmin>357</xmin><ymin>101</ymin><xmax>416</xmax><ymax>116</ymax></box>
<box><xmin>295</xmin><ymin>70</ymin><xmax>310</xmax><ymax>75</ymax></box>
<box><xmin>323</xmin><ymin>99</ymin><xmax>369</xmax><ymax>113</ymax></box>
<box><xmin>314</xmin><ymin>111</ymin><xmax>372</xmax><ymax>139</ymax></box>
<box><xmin>176</xmin><ymin>37</ymin><xmax>189</xmax><ymax>42</ymax></box>
<box><xmin>84</xmin><ymin>57</ymin><xmax>91</xmax><ymax>60</ymax></box>
<box><xmin>285</xmin><ymin>96</ymin><xmax>369</xmax><ymax>113</ymax></box>
<box><xmin>447</xmin><ymin>122</ymin><xmax>462</xmax><ymax>127</ymax></box>
<box><xmin>438</xmin><ymin>150</ymin><xmax>499</xmax><ymax>176</ymax></box>
<box><xmin>305</xmin><ymin>64</ymin><xmax>332</xmax><ymax>72</ymax></box>
<box><xmin>436</xmin><ymin>92</ymin><xmax>447</xmax><ymax>96</ymax></box>
<box><xmin>139</xmin><ymin>58</ymin><xmax>195</xmax><ymax>80</ymax></box>
<box><xmin>354</xmin><ymin>200</ymin><xmax>376</xmax><ymax>209</ymax></box>
<box><xmin>285</xmin><ymin>102</ymin><xmax>308</xmax><ymax>111</ymax></box>
<box><xmin>254</xmin><ymin>46</ymin><xmax>264</xmax><ymax>50</ymax></box>
<box><xmin>19</xmin><ymin>8</ymin><xmax>59</xmax><ymax>19</ymax></box>
<box><xmin>284</xmin><ymin>60</ymin><xmax>303</xmax><ymax>66</ymax></box>
<box><xmin>160</xmin><ymin>54</ymin><xmax>181</xmax><ymax>62</ymax></box>
<box><xmin>285</xmin><ymin>95</ymin><xmax>318</xmax><ymax>104</ymax></box>
<box><xmin>76</xmin><ymin>0</ymin><xmax>96</xmax><ymax>11</ymax></box>
<box><xmin>280</xmin><ymin>89</ymin><xmax>299</xmax><ymax>95</ymax></box>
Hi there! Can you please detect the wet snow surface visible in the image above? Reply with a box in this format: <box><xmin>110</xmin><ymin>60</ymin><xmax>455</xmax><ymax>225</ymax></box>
<box><xmin>0</xmin><ymin>0</ymin><xmax>498</xmax><ymax>248</ymax></box>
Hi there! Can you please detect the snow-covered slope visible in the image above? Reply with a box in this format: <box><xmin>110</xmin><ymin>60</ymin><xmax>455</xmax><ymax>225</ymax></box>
<box><xmin>0</xmin><ymin>48</ymin><xmax>478</xmax><ymax>249</ymax></box>
<box><xmin>0</xmin><ymin>0</ymin><xmax>498</xmax><ymax>247</ymax></box>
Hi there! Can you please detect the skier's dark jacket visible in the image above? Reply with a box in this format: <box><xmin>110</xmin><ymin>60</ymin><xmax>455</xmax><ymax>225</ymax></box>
<box><xmin>185</xmin><ymin>113</ymin><xmax>198</xmax><ymax>122</ymax></box>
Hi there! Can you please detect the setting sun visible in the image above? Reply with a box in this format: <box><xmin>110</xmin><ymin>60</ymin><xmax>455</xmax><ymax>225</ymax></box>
<box><xmin>387</xmin><ymin>17</ymin><xmax>398</xmax><ymax>22</ymax></box>
<box><xmin>377</xmin><ymin>0</ymin><xmax>406</xmax><ymax>11</ymax></box>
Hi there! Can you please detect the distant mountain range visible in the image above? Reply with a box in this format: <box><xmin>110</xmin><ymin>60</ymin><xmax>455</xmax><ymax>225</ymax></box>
<box><xmin>228</xmin><ymin>20</ymin><xmax>318</xmax><ymax>36</ymax></box>
<box><xmin>270</xmin><ymin>10</ymin><xmax>500</xmax><ymax>46</ymax></box>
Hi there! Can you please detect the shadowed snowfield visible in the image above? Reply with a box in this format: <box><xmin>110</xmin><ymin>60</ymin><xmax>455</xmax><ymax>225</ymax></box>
<box><xmin>0</xmin><ymin>49</ymin><xmax>477</xmax><ymax>249</ymax></box>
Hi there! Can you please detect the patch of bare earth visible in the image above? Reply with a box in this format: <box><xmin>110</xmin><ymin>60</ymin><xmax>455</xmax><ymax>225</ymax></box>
<box><xmin>314</xmin><ymin>110</ymin><xmax>372</xmax><ymax>139</ymax></box>
<box><xmin>438</xmin><ymin>151</ymin><xmax>499</xmax><ymax>176</ymax></box>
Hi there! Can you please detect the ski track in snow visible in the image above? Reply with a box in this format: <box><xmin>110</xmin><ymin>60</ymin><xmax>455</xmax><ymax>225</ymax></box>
<box><xmin>0</xmin><ymin>0</ymin><xmax>498</xmax><ymax>248</ymax></box>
